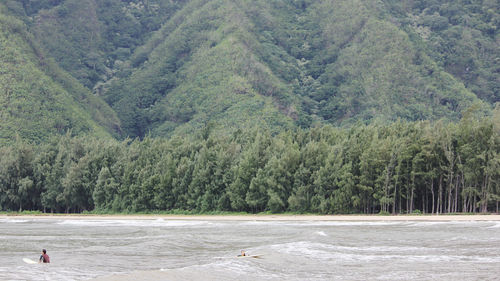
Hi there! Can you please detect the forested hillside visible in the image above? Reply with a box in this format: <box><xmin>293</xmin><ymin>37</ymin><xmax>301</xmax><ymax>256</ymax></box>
<box><xmin>0</xmin><ymin>3</ymin><xmax>121</xmax><ymax>145</ymax></box>
<box><xmin>384</xmin><ymin>0</ymin><xmax>499</xmax><ymax>104</ymax></box>
<box><xmin>92</xmin><ymin>0</ymin><xmax>494</xmax><ymax>137</ymax></box>
<box><xmin>3</xmin><ymin>0</ymin><xmax>496</xmax><ymax>139</ymax></box>
<box><xmin>1</xmin><ymin>0</ymin><xmax>499</xmax><ymax>214</ymax></box>
<box><xmin>1</xmin><ymin>110</ymin><xmax>499</xmax><ymax>214</ymax></box>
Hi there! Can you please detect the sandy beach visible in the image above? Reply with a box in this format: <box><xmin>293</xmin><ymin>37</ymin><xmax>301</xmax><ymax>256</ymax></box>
<box><xmin>2</xmin><ymin>214</ymin><xmax>500</xmax><ymax>221</ymax></box>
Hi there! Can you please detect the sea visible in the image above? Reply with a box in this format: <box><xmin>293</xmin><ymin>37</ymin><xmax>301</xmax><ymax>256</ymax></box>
<box><xmin>1</xmin><ymin>218</ymin><xmax>500</xmax><ymax>280</ymax></box>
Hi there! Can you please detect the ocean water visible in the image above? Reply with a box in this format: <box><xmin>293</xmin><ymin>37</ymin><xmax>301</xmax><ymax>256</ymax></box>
<box><xmin>1</xmin><ymin>218</ymin><xmax>500</xmax><ymax>280</ymax></box>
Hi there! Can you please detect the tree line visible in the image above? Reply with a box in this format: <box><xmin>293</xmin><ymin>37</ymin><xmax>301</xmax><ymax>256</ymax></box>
<box><xmin>1</xmin><ymin>110</ymin><xmax>499</xmax><ymax>214</ymax></box>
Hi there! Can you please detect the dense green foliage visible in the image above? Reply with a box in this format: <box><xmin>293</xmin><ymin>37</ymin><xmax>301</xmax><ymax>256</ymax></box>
<box><xmin>23</xmin><ymin>0</ymin><xmax>185</xmax><ymax>89</ymax></box>
<box><xmin>6</xmin><ymin>0</ymin><xmax>496</xmax><ymax>139</ymax></box>
<box><xmin>0</xmin><ymin>4</ymin><xmax>120</xmax><ymax>145</ymax></box>
<box><xmin>384</xmin><ymin>0</ymin><xmax>499</xmax><ymax>104</ymax></box>
<box><xmin>1</xmin><ymin>1</ymin><xmax>498</xmax><ymax>215</ymax></box>
<box><xmin>102</xmin><ymin>0</ymin><xmax>489</xmax><ymax>138</ymax></box>
<box><xmin>1</xmin><ymin>110</ymin><xmax>499</xmax><ymax>214</ymax></box>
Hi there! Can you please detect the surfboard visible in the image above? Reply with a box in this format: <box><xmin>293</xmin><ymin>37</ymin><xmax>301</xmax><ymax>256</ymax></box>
<box><xmin>23</xmin><ymin>258</ymin><xmax>37</xmax><ymax>264</ymax></box>
<box><xmin>237</xmin><ymin>255</ymin><xmax>261</xmax><ymax>259</ymax></box>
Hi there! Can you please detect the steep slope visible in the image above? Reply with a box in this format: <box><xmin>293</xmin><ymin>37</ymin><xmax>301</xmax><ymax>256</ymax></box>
<box><xmin>0</xmin><ymin>4</ymin><xmax>120</xmax><ymax>144</ymax></box>
<box><xmin>241</xmin><ymin>0</ymin><xmax>482</xmax><ymax>123</ymax></box>
<box><xmin>383</xmin><ymin>0</ymin><xmax>499</xmax><ymax>104</ymax></box>
<box><xmin>21</xmin><ymin>0</ymin><xmax>185</xmax><ymax>89</ymax></box>
<box><xmin>101</xmin><ymin>0</ymin><xmax>483</xmax><ymax>138</ymax></box>
<box><xmin>4</xmin><ymin>0</ymin><xmax>495</xmax><ymax>140</ymax></box>
<box><xmin>102</xmin><ymin>0</ymin><xmax>299</xmax><ymax>138</ymax></box>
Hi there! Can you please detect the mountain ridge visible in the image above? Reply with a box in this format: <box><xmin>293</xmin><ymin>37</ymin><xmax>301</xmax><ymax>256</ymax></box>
<box><xmin>0</xmin><ymin>3</ymin><xmax>121</xmax><ymax>144</ymax></box>
<box><xmin>1</xmin><ymin>0</ymin><xmax>497</xmax><ymax>141</ymax></box>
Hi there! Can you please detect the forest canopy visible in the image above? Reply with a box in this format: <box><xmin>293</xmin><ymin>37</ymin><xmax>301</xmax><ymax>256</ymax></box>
<box><xmin>0</xmin><ymin>1</ymin><xmax>498</xmax><ymax>214</ymax></box>
<box><xmin>1</xmin><ymin>110</ymin><xmax>499</xmax><ymax>214</ymax></box>
<box><xmin>1</xmin><ymin>0</ymin><xmax>497</xmax><ymax>142</ymax></box>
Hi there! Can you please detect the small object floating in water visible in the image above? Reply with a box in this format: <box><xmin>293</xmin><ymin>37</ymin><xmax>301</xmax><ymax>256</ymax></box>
<box><xmin>23</xmin><ymin>258</ymin><xmax>38</xmax><ymax>264</ymax></box>
<box><xmin>237</xmin><ymin>255</ymin><xmax>262</xmax><ymax>258</ymax></box>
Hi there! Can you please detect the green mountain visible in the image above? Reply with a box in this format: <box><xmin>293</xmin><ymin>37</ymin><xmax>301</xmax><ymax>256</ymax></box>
<box><xmin>384</xmin><ymin>0</ymin><xmax>499</xmax><ymax>103</ymax></box>
<box><xmin>2</xmin><ymin>0</ymin><xmax>498</xmax><ymax>140</ymax></box>
<box><xmin>0</xmin><ymin>3</ymin><xmax>121</xmax><ymax>144</ymax></box>
<box><xmin>102</xmin><ymin>0</ymin><xmax>490</xmax><ymax>138</ymax></box>
<box><xmin>0</xmin><ymin>0</ymin><xmax>499</xmax><ymax>215</ymax></box>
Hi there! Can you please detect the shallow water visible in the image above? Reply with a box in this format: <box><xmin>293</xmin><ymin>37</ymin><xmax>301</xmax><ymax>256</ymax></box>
<box><xmin>1</xmin><ymin>218</ymin><xmax>500</xmax><ymax>280</ymax></box>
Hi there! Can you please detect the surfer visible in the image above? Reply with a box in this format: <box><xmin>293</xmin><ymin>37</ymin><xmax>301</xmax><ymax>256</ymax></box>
<box><xmin>39</xmin><ymin>249</ymin><xmax>50</xmax><ymax>263</ymax></box>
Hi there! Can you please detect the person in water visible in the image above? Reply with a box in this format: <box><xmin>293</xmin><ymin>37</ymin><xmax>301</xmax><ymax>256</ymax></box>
<box><xmin>238</xmin><ymin>250</ymin><xmax>247</xmax><ymax>257</ymax></box>
<box><xmin>39</xmin><ymin>249</ymin><xmax>50</xmax><ymax>263</ymax></box>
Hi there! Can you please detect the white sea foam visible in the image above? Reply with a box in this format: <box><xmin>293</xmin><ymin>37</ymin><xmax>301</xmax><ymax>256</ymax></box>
<box><xmin>487</xmin><ymin>221</ymin><xmax>500</xmax><ymax>228</ymax></box>
<box><xmin>274</xmin><ymin>241</ymin><xmax>427</xmax><ymax>254</ymax></box>
<box><xmin>271</xmin><ymin>241</ymin><xmax>500</xmax><ymax>264</ymax></box>
<box><xmin>0</xmin><ymin>219</ymin><xmax>30</xmax><ymax>223</ymax></box>
<box><xmin>405</xmin><ymin>221</ymin><xmax>486</xmax><ymax>227</ymax></box>
<box><xmin>3</xmin><ymin>217</ymin><xmax>500</xmax><ymax>281</ymax></box>
<box><xmin>55</xmin><ymin>219</ymin><xmax>211</xmax><ymax>228</ymax></box>
<box><xmin>312</xmin><ymin>221</ymin><xmax>401</xmax><ymax>226</ymax></box>
<box><xmin>240</xmin><ymin>220</ymin><xmax>403</xmax><ymax>227</ymax></box>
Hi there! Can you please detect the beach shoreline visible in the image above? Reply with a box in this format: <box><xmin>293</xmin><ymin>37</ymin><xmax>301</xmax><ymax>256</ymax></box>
<box><xmin>5</xmin><ymin>213</ymin><xmax>500</xmax><ymax>281</ymax></box>
<box><xmin>2</xmin><ymin>213</ymin><xmax>499</xmax><ymax>221</ymax></box>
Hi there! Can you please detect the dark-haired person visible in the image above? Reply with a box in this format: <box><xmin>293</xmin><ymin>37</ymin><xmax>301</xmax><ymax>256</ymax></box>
<box><xmin>39</xmin><ymin>249</ymin><xmax>50</xmax><ymax>263</ymax></box>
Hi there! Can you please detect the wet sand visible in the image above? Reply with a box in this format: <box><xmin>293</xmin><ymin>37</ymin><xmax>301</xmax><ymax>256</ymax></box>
<box><xmin>2</xmin><ymin>214</ymin><xmax>500</xmax><ymax>221</ymax></box>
